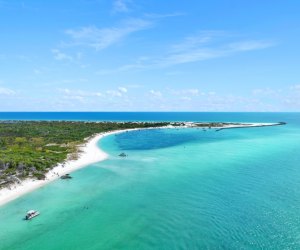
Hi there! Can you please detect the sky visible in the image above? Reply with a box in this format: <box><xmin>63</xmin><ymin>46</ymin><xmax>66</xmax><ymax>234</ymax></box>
<box><xmin>0</xmin><ymin>0</ymin><xmax>300</xmax><ymax>111</ymax></box>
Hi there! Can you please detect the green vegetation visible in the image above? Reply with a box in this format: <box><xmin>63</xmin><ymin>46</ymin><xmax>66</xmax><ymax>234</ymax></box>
<box><xmin>0</xmin><ymin>121</ymin><xmax>170</xmax><ymax>187</ymax></box>
<box><xmin>1</xmin><ymin>120</ymin><xmax>282</xmax><ymax>188</ymax></box>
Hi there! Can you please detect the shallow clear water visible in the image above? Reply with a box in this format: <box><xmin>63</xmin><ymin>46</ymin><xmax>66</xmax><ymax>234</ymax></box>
<box><xmin>0</xmin><ymin>113</ymin><xmax>300</xmax><ymax>249</ymax></box>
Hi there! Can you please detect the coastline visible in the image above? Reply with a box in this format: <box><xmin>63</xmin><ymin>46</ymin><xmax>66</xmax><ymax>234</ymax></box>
<box><xmin>0</xmin><ymin>122</ymin><xmax>283</xmax><ymax>207</ymax></box>
<box><xmin>0</xmin><ymin>129</ymin><xmax>132</xmax><ymax>207</ymax></box>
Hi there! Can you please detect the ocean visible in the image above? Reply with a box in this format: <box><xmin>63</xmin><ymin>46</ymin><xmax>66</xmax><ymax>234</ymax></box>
<box><xmin>0</xmin><ymin>111</ymin><xmax>294</xmax><ymax>123</ymax></box>
<box><xmin>0</xmin><ymin>112</ymin><xmax>299</xmax><ymax>249</ymax></box>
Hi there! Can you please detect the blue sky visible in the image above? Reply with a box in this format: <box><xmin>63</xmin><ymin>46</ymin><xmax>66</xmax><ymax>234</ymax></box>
<box><xmin>0</xmin><ymin>0</ymin><xmax>300</xmax><ymax>111</ymax></box>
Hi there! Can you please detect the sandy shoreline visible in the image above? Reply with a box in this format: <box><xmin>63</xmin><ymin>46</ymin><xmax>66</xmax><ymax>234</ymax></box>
<box><xmin>213</xmin><ymin>122</ymin><xmax>282</xmax><ymax>129</ymax></box>
<box><xmin>0</xmin><ymin>129</ymin><xmax>133</xmax><ymax>207</ymax></box>
<box><xmin>0</xmin><ymin>122</ymin><xmax>282</xmax><ymax>207</ymax></box>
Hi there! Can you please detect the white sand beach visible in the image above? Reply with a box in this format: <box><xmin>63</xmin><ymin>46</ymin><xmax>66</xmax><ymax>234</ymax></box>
<box><xmin>0</xmin><ymin>129</ymin><xmax>130</xmax><ymax>207</ymax></box>
<box><xmin>215</xmin><ymin>122</ymin><xmax>281</xmax><ymax>129</ymax></box>
<box><xmin>0</xmin><ymin>122</ymin><xmax>281</xmax><ymax>207</ymax></box>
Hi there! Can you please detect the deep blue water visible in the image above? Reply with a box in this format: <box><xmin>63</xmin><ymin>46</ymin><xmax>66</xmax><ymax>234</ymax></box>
<box><xmin>0</xmin><ymin>112</ymin><xmax>296</xmax><ymax>123</ymax></box>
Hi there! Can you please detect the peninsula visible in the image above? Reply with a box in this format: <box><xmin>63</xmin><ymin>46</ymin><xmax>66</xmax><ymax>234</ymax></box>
<box><xmin>0</xmin><ymin>120</ymin><xmax>284</xmax><ymax>206</ymax></box>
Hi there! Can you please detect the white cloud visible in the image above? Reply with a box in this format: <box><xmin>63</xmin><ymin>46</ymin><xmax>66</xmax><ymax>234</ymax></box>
<box><xmin>172</xmin><ymin>89</ymin><xmax>206</xmax><ymax>96</ymax></box>
<box><xmin>180</xmin><ymin>96</ymin><xmax>192</xmax><ymax>101</ymax></box>
<box><xmin>149</xmin><ymin>90</ymin><xmax>162</xmax><ymax>98</ymax></box>
<box><xmin>106</xmin><ymin>87</ymin><xmax>128</xmax><ymax>97</ymax></box>
<box><xmin>52</xmin><ymin>49</ymin><xmax>73</xmax><ymax>61</ymax></box>
<box><xmin>113</xmin><ymin>0</ymin><xmax>130</xmax><ymax>13</ymax></box>
<box><xmin>171</xmin><ymin>88</ymin><xmax>201</xmax><ymax>96</ymax></box>
<box><xmin>4</xmin><ymin>85</ymin><xmax>299</xmax><ymax>111</ymax></box>
<box><xmin>33</xmin><ymin>69</ymin><xmax>41</xmax><ymax>75</ymax></box>
<box><xmin>106</xmin><ymin>90</ymin><xmax>122</xmax><ymax>97</ymax></box>
<box><xmin>65</xmin><ymin>18</ymin><xmax>151</xmax><ymax>50</ymax></box>
<box><xmin>170</xmin><ymin>31</ymin><xmax>218</xmax><ymax>52</ymax></box>
<box><xmin>252</xmin><ymin>88</ymin><xmax>281</xmax><ymax>96</ymax></box>
<box><xmin>159</xmin><ymin>48</ymin><xmax>226</xmax><ymax>67</ymax></box>
<box><xmin>144</xmin><ymin>12</ymin><xmax>186</xmax><ymax>19</ymax></box>
<box><xmin>59</xmin><ymin>87</ymin><xmax>128</xmax><ymax>101</ymax></box>
<box><xmin>185</xmin><ymin>89</ymin><xmax>200</xmax><ymax>95</ymax></box>
<box><xmin>228</xmin><ymin>40</ymin><xmax>274</xmax><ymax>51</ymax></box>
<box><xmin>118</xmin><ymin>87</ymin><xmax>127</xmax><ymax>93</ymax></box>
<box><xmin>0</xmin><ymin>87</ymin><xmax>16</xmax><ymax>95</ymax></box>
<box><xmin>102</xmin><ymin>31</ymin><xmax>275</xmax><ymax>71</ymax></box>
<box><xmin>63</xmin><ymin>95</ymin><xmax>85</xmax><ymax>103</ymax></box>
<box><xmin>59</xmin><ymin>88</ymin><xmax>103</xmax><ymax>98</ymax></box>
<box><xmin>159</xmin><ymin>35</ymin><xmax>274</xmax><ymax>67</ymax></box>
<box><xmin>290</xmin><ymin>84</ymin><xmax>300</xmax><ymax>91</ymax></box>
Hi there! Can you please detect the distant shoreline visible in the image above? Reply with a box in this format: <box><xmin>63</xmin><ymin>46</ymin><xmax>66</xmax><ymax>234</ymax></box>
<box><xmin>0</xmin><ymin>122</ymin><xmax>284</xmax><ymax>207</ymax></box>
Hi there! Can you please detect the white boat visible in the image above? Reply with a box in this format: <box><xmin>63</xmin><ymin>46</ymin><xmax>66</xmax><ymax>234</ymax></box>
<box><xmin>25</xmin><ymin>210</ymin><xmax>40</xmax><ymax>220</ymax></box>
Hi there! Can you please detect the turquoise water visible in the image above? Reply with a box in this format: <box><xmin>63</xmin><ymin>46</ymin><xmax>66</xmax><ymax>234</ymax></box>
<box><xmin>0</xmin><ymin>113</ymin><xmax>300</xmax><ymax>249</ymax></box>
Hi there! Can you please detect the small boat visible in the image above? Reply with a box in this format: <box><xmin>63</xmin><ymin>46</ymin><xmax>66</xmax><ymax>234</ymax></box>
<box><xmin>119</xmin><ymin>153</ymin><xmax>127</xmax><ymax>157</ymax></box>
<box><xmin>25</xmin><ymin>210</ymin><xmax>40</xmax><ymax>220</ymax></box>
<box><xmin>61</xmin><ymin>174</ymin><xmax>72</xmax><ymax>179</ymax></box>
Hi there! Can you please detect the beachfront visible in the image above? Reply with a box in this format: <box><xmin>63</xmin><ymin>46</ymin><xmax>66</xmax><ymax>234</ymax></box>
<box><xmin>0</xmin><ymin>122</ymin><xmax>283</xmax><ymax>207</ymax></box>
